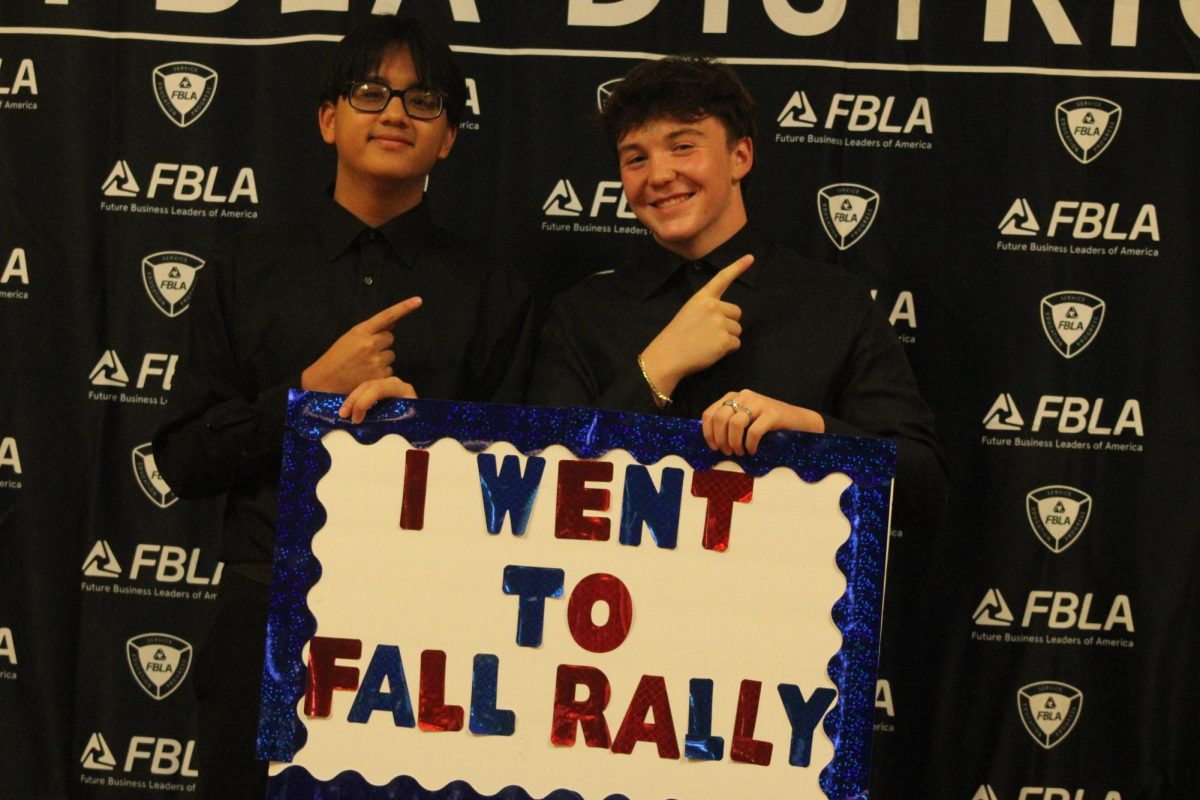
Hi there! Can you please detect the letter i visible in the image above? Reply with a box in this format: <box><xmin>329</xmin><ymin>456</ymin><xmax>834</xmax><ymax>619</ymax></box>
<box><xmin>400</xmin><ymin>449</ymin><xmax>430</xmax><ymax>529</ymax></box>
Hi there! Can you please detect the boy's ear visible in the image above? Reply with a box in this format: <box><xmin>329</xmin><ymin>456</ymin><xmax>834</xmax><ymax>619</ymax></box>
<box><xmin>730</xmin><ymin>136</ymin><xmax>753</xmax><ymax>181</ymax></box>
<box><xmin>318</xmin><ymin>101</ymin><xmax>337</xmax><ymax>145</ymax></box>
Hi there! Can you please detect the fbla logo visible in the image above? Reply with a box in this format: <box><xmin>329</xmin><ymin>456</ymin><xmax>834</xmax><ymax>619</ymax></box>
<box><xmin>983</xmin><ymin>393</ymin><xmax>1143</xmax><ymax>437</ymax></box>
<box><xmin>0</xmin><ymin>57</ymin><xmax>38</xmax><ymax>96</ymax></box>
<box><xmin>1041</xmin><ymin>291</ymin><xmax>1104</xmax><ymax>358</ymax></box>
<box><xmin>0</xmin><ymin>626</ymin><xmax>15</xmax><ymax>667</ymax></box>
<box><xmin>1056</xmin><ymin>97</ymin><xmax>1120</xmax><ymax>164</ymax></box>
<box><xmin>998</xmin><ymin>198</ymin><xmax>1039</xmax><ymax>236</ymax></box>
<box><xmin>80</xmin><ymin>734</ymin><xmax>198</xmax><ymax>779</ymax></box>
<box><xmin>80</xmin><ymin>732</ymin><xmax>117</xmax><ymax>771</ymax></box>
<box><xmin>2</xmin><ymin>247</ymin><xmax>29</xmax><ymax>288</ymax></box>
<box><xmin>459</xmin><ymin>77</ymin><xmax>481</xmax><ymax>130</ymax></box>
<box><xmin>973</xmin><ymin>588</ymin><xmax>1015</xmax><ymax>626</ymax></box>
<box><xmin>997</xmin><ymin>198</ymin><xmax>1158</xmax><ymax>242</ymax></box>
<box><xmin>100</xmin><ymin>160</ymin><xmax>259</xmax><ymax>204</ymax></box>
<box><xmin>596</xmin><ymin>78</ymin><xmax>622</xmax><ymax>112</ymax></box>
<box><xmin>133</xmin><ymin>443</ymin><xmax>178</xmax><ymax>509</ymax></box>
<box><xmin>89</xmin><ymin>350</ymin><xmax>130</xmax><ymax>387</ymax></box>
<box><xmin>982</xmin><ymin>393</ymin><xmax>1024</xmax><ymax>431</ymax></box>
<box><xmin>1027</xmin><ymin>485</ymin><xmax>1092</xmax><ymax>553</ymax></box>
<box><xmin>873</xmin><ymin>678</ymin><xmax>895</xmax><ymax>733</ymax></box>
<box><xmin>974</xmin><ymin>786</ymin><xmax>1122</xmax><ymax>800</ymax></box>
<box><xmin>973</xmin><ymin>588</ymin><xmax>1132</xmax><ymax>634</ymax></box>
<box><xmin>1</xmin><ymin>436</ymin><xmax>21</xmax><ymax>476</ymax></box>
<box><xmin>102</xmin><ymin>160</ymin><xmax>140</xmax><ymax>198</ymax></box>
<box><xmin>540</xmin><ymin>179</ymin><xmax>638</xmax><ymax>225</ymax></box>
<box><xmin>1017</xmin><ymin>681</ymin><xmax>1082</xmax><ymax>749</ymax></box>
<box><xmin>817</xmin><ymin>183</ymin><xmax>879</xmax><ymax>250</ymax></box>
<box><xmin>82</xmin><ymin>540</ymin><xmax>122</xmax><ymax>578</ymax></box>
<box><xmin>88</xmin><ymin>350</ymin><xmax>177</xmax><ymax>392</ymax></box>
<box><xmin>142</xmin><ymin>251</ymin><xmax>204</xmax><ymax>317</ymax></box>
<box><xmin>82</xmin><ymin>539</ymin><xmax>223</xmax><ymax>586</ymax></box>
<box><xmin>153</xmin><ymin>62</ymin><xmax>218</xmax><ymax>128</ymax></box>
<box><xmin>543</xmin><ymin>179</ymin><xmax>584</xmax><ymax>217</ymax></box>
<box><xmin>778</xmin><ymin>91</ymin><xmax>931</xmax><ymax>134</ymax></box>
<box><xmin>126</xmin><ymin>633</ymin><xmax>193</xmax><ymax>700</ymax></box>
<box><xmin>777</xmin><ymin>90</ymin><xmax>818</xmax><ymax>127</ymax></box>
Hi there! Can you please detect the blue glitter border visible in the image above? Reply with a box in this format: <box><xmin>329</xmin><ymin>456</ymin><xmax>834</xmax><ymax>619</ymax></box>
<box><xmin>259</xmin><ymin>391</ymin><xmax>894</xmax><ymax>800</ymax></box>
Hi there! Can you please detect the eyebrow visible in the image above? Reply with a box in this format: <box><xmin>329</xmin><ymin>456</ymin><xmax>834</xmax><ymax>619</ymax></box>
<box><xmin>618</xmin><ymin>126</ymin><xmax>708</xmax><ymax>155</ymax></box>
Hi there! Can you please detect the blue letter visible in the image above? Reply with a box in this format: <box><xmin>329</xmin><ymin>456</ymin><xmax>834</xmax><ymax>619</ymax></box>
<box><xmin>777</xmin><ymin>684</ymin><xmax>836</xmax><ymax>767</ymax></box>
<box><xmin>469</xmin><ymin>654</ymin><xmax>516</xmax><ymax>735</ymax></box>
<box><xmin>347</xmin><ymin>644</ymin><xmax>415</xmax><ymax>727</ymax></box>
<box><xmin>684</xmin><ymin>678</ymin><xmax>725</xmax><ymax>760</ymax></box>
<box><xmin>477</xmin><ymin>454</ymin><xmax>545</xmax><ymax>535</ymax></box>
<box><xmin>502</xmin><ymin>565</ymin><xmax>564</xmax><ymax>647</ymax></box>
<box><xmin>619</xmin><ymin>465</ymin><xmax>683</xmax><ymax>548</ymax></box>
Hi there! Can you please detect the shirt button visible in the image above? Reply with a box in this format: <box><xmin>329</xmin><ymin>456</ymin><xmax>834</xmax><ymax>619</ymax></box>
<box><xmin>363</xmin><ymin>276</ymin><xmax>374</xmax><ymax>286</ymax></box>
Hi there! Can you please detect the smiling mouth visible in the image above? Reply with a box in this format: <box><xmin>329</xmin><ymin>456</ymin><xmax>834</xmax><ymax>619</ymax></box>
<box><xmin>371</xmin><ymin>135</ymin><xmax>413</xmax><ymax>146</ymax></box>
<box><xmin>652</xmin><ymin>193</ymin><xmax>693</xmax><ymax>209</ymax></box>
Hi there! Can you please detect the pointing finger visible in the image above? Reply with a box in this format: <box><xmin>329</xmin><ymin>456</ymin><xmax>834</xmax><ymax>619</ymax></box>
<box><xmin>360</xmin><ymin>296</ymin><xmax>423</xmax><ymax>332</ymax></box>
<box><xmin>698</xmin><ymin>255</ymin><xmax>754</xmax><ymax>299</ymax></box>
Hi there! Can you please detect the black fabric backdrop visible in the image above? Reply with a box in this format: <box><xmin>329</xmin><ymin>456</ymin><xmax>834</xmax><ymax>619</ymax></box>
<box><xmin>2</xmin><ymin>2</ymin><xmax>1198</xmax><ymax>798</ymax></box>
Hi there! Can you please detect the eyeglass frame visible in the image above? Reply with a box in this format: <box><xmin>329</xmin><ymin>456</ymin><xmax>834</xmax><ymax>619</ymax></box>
<box><xmin>341</xmin><ymin>80</ymin><xmax>448</xmax><ymax>120</ymax></box>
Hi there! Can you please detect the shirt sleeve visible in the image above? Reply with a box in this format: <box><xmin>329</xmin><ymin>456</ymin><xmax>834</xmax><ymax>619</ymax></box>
<box><xmin>151</xmin><ymin>244</ymin><xmax>294</xmax><ymax>499</ymax></box>
<box><xmin>819</xmin><ymin>301</ymin><xmax>948</xmax><ymax>534</ymax></box>
<box><xmin>526</xmin><ymin>297</ymin><xmax>661</xmax><ymax>415</ymax></box>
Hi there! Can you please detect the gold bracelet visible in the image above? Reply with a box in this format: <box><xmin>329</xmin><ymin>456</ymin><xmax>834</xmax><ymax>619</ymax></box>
<box><xmin>637</xmin><ymin>353</ymin><xmax>672</xmax><ymax>407</ymax></box>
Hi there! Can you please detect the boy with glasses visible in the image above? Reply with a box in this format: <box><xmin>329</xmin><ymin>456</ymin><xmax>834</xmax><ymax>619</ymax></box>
<box><xmin>153</xmin><ymin>16</ymin><xmax>532</xmax><ymax>797</ymax></box>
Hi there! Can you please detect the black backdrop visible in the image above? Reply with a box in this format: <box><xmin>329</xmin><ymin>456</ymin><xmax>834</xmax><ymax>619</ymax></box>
<box><xmin>2</xmin><ymin>2</ymin><xmax>1199</xmax><ymax>798</ymax></box>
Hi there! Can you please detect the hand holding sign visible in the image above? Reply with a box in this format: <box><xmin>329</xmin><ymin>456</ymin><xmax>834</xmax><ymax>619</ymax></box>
<box><xmin>302</xmin><ymin>297</ymin><xmax>422</xmax><ymax>395</ymax></box>
<box><xmin>638</xmin><ymin>255</ymin><xmax>753</xmax><ymax>404</ymax></box>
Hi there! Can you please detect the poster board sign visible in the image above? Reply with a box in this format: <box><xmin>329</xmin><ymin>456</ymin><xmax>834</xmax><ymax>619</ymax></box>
<box><xmin>258</xmin><ymin>393</ymin><xmax>896</xmax><ymax>799</ymax></box>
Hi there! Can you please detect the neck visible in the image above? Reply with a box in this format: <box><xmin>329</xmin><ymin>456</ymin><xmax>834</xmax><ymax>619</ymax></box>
<box><xmin>659</xmin><ymin>214</ymin><xmax>748</xmax><ymax>262</ymax></box>
<box><xmin>332</xmin><ymin>174</ymin><xmax>424</xmax><ymax>228</ymax></box>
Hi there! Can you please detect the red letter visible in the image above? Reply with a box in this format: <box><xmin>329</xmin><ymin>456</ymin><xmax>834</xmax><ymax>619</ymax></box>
<box><xmin>304</xmin><ymin>636</ymin><xmax>361</xmax><ymax>717</ymax></box>
<box><xmin>690</xmin><ymin>469</ymin><xmax>754</xmax><ymax>551</ymax></box>
<box><xmin>611</xmin><ymin>674</ymin><xmax>680</xmax><ymax>759</ymax></box>
<box><xmin>418</xmin><ymin>650</ymin><xmax>464</xmax><ymax>731</ymax></box>
<box><xmin>555</xmin><ymin>460</ymin><xmax>613</xmax><ymax>541</ymax></box>
<box><xmin>551</xmin><ymin>664</ymin><xmax>611</xmax><ymax>747</ymax></box>
<box><xmin>567</xmin><ymin>573</ymin><xmax>633</xmax><ymax>653</ymax></box>
<box><xmin>731</xmin><ymin>679</ymin><xmax>773</xmax><ymax>766</ymax></box>
<box><xmin>399</xmin><ymin>449</ymin><xmax>430</xmax><ymax>530</ymax></box>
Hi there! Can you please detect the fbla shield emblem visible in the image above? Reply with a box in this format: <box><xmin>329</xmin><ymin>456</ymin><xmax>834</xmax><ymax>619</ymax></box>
<box><xmin>142</xmin><ymin>251</ymin><xmax>204</xmax><ymax>317</ymax></box>
<box><xmin>153</xmin><ymin>61</ymin><xmax>218</xmax><ymax>127</ymax></box>
<box><xmin>127</xmin><ymin>633</ymin><xmax>193</xmax><ymax>700</ymax></box>
<box><xmin>1056</xmin><ymin>96</ymin><xmax>1120</xmax><ymax>164</ymax></box>
<box><xmin>1018</xmin><ymin>681</ymin><xmax>1083</xmax><ymax>749</ymax></box>
<box><xmin>1041</xmin><ymin>291</ymin><xmax>1104</xmax><ymax>358</ymax></box>
<box><xmin>818</xmin><ymin>183</ymin><xmax>879</xmax><ymax>250</ymax></box>
<box><xmin>1026</xmin><ymin>485</ymin><xmax>1092</xmax><ymax>553</ymax></box>
<box><xmin>132</xmin><ymin>442</ymin><xmax>178</xmax><ymax>508</ymax></box>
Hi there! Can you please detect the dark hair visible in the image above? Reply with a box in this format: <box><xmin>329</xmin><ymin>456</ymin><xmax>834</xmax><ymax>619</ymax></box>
<box><xmin>599</xmin><ymin>55</ymin><xmax>756</xmax><ymax>152</ymax></box>
<box><xmin>319</xmin><ymin>16</ymin><xmax>466</xmax><ymax>126</ymax></box>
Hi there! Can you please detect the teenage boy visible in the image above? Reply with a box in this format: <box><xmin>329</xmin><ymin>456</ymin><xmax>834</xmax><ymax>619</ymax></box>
<box><xmin>153</xmin><ymin>17</ymin><xmax>532</xmax><ymax>797</ymax></box>
<box><xmin>527</xmin><ymin>55</ymin><xmax>945</xmax><ymax>528</ymax></box>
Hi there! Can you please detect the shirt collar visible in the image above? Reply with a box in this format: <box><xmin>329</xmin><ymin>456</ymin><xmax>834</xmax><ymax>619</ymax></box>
<box><xmin>619</xmin><ymin>223</ymin><xmax>766</xmax><ymax>300</ymax></box>
<box><xmin>317</xmin><ymin>191</ymin><xmax>436</xmax><ymax>267</ymax></box>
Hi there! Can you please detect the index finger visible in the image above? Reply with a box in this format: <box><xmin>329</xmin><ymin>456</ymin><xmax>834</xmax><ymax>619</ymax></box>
<box><xmin>698</xmin><ymin>254</ymin><xmax>754</xmax><ymax>299</ymax></box>
<box><xmin>359</xmin><ymin>296</ymin><xmax>423</xmax><ymax>332</ymax></box>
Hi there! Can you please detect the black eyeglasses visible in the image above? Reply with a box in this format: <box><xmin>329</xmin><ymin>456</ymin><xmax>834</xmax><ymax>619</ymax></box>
<box><xmin>342</xmin><ymin>81</ymin><xmax>447</xmax><ymax>119</ymax></box>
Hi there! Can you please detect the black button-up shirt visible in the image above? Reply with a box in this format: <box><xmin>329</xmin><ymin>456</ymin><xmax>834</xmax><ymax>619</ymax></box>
<box><xmin>527</xmin><ymin>225</ymin><xmax>945</xmax><ymax>531</ymax></box>
<box><xmin>154</xmin><ymin>195</ymin><xmax>535</xmax><ymax>566</ymax></box>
